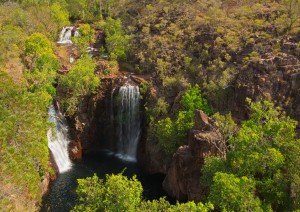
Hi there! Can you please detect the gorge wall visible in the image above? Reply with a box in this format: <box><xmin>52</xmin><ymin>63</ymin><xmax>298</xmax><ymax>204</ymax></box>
<box><xmin>54</xmin><ymin>25</ymin><xmax>300</xmax><ymax>205</ymax></box>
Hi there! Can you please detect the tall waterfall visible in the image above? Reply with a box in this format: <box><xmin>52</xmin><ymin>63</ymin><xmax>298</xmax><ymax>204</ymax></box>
<box><xmin>116</xmin><ymin>84</ymin><xmax>141</xmax><ymax>161</ymax></box>
<box><xmin>47</xmin><ymin>105</ymin><xmax>72</xmax><ymax>173</ymax></box>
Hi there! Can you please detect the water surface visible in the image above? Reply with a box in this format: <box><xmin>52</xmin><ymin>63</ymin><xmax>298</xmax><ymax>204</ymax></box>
<box><xmin>41</xmin><ymin>151</ymin><xmax>167</xmax><ymax>212</ymax></box>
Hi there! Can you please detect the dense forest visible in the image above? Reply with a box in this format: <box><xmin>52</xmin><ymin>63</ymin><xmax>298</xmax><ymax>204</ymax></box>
<box><xmin>0</xmin><ymin>0</ymin><xmax>299</xmax><ymax>211</ymax></box>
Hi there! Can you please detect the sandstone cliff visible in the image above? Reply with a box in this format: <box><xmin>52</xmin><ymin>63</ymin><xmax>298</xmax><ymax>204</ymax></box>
<box><xmin>162</xmin><ymin>110</ymin><xmax>226</xmax><ymax>202</ymax></box>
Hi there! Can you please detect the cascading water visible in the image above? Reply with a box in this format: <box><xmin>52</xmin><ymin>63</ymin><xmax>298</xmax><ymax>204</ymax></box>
<box><xmin>57</xmin><ymin>26</ymin><xmax>79</xmax><ymax>44</ymax></box>
<box><xmin>57</xmin><ymin>27</ymin><xmax>73</xmax><ymax>44</ymax></box>
<box><xmin>47</xmin><ymin>105</ymin><xmax>72</xmax><ymax>173</ymax></box>
<box><xmin>115</xmin><ymin>84</ymin><xmax>141</xmax><ymax>161</ymax></box>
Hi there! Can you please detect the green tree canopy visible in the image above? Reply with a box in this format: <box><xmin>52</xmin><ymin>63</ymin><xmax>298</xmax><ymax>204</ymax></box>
<box><xmin>202</xmin><ymin>99</ymin><xmax>300</xmax><ymax>210</ymax></box>
<box><xmin>73</xmin><ymin>172</ymin><xmax>213</xmax><ymax>212</ymax></box>
<box><xmin>59</xmin><ymin>55</ymin><xmax>99</xmax><ymax>116</ymax></box>
<box><xmin>73</xmin><ymin>173</ymin><xmax>143</xmax><ymax>212</ymax></box>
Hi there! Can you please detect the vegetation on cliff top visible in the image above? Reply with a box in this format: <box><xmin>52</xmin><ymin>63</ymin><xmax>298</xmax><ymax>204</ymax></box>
<box><xmin>151</xmin><ymin>84</ymin><xmax>212</xmax><ymax>154</ymax></box>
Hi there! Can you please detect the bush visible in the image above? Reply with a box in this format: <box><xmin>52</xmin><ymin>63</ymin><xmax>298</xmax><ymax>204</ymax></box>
<box><xmin>154</xmin><ymin>84</ymin><xmax>212</xmax><ymax>154</ymax></box>
<box><xmin>101</xmin><ymin>18</ymin><xmax>131</xmax><ymax>61</ymax></box>
<box><xmin>73</xmin><ymin>172</ymin><xmax>213</xmax><ymax>212</ymax></box>
<box><xmin>73</xmin><ymin>173</ymin><xmax>143</xmax><ymax>212</ymax></box>
<box><xmin>209</xmin><ymin>173</ymin><xmax>262</xmax><ymax>211</ymax></box>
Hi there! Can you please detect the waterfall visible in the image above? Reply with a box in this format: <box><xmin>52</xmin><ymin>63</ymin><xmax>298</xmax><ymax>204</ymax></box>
<box><xmin>57</xmin><ymin>26</ymin><xmax>79</xmax><ymax>44</ymax></box>
<box><xmin>116</xmin><ymin>84</ymin><xmax>141</xmax><ymax>161</ymax></box>
<box><xmin>47</xmin><ymin>105</ymin><xmax>72</xmax><ymax>173</ymax></box>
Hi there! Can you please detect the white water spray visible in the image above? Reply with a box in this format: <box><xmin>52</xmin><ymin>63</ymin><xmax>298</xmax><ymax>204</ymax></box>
<box><xmin>47</xmin><ymin>105</ymin><xmax>72</xmax><ymax>173</ymax></box>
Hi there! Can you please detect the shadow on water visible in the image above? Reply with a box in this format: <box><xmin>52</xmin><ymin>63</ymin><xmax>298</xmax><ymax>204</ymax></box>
<box><xmin>41</xmin><ymin>150</ymin><xmax>168</xmax><ymax>212</ymax></box>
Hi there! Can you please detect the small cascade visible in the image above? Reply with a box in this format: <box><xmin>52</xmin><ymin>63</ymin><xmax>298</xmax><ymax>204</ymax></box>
<box><xmin>116</xmin><ymin>84</ymin><xmax>141</xmax><ymax>161</ymax></box>
<box><xmin>57</xmin><ymin>26</ymin><xmax>79</xmax><ymax>44</ymax></box>
<box><xmin>69</xmin><ymin>56</ymin><xmax>75</xmax><ymax>63</ymax></box>
<box><xmin>47</xmin><ymin>105</ymin><xmax>72</xmax><ymax>173</ymax></box>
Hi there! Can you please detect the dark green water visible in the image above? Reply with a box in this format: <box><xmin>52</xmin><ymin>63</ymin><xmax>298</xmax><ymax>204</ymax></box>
<box><xmin>41</xmin><ymin>151</ymin><xmax>167</xmax><ymax>212</ymax></box>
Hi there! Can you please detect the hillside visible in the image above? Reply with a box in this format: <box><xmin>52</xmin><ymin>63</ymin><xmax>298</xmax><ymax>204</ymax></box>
<box><xmin>0</xmin><ymin>0</ymin><xmax>299</xmax><ymax>211</ymax></box>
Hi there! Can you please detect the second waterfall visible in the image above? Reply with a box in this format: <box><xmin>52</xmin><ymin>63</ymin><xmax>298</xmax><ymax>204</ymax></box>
<box><xmin>113</xmin><ymin>84</ymin><xmax>141</xmax><ymax>161</ymax></box>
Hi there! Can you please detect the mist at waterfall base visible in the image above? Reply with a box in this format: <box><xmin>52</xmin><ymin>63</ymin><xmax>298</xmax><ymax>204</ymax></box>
<box><xmin>42</xmin><ymin>85</ymin><xmax>168</xmax><ymax>211</ymax></box>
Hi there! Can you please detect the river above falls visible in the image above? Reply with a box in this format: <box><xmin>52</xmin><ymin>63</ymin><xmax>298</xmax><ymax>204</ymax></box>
<box><xmin>41</xmin><ymin>150</ymin><xmax>167</xmax><ymax>212</ymax></box>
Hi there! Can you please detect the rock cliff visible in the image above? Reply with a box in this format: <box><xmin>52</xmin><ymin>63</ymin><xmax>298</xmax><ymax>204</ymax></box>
<box><xmin>233</xmin><ymin>37</ymin><xmax>300</xmax><ymax>132</ymax></box>
<box><xmin>162</xmin><ymin>110</ymin><xmax>226</xmax><ymax>202</ymax></box>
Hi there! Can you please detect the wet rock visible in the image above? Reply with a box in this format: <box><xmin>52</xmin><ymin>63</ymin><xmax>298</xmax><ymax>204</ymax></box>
<box><xmin>69</xmin><ymin>139</ymin><xmax>82</xmax><ymax>160</ymax></box>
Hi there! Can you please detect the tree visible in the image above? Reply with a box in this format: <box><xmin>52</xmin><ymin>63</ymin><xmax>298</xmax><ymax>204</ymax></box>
<box><xmin>24</xmin><ymin>32</ymin><xmax>58</xmax><ymax>71</ymax></box>
<box><xmin>209</xmin><ymin>172</ymin><xmax>263</xmax><ymax>212</ymax></box>
<box><xmin>72</xmin><ymin>24</ymin><xmax>95</xmax><ymax>54</ymax></box>
<box><xmin>202</xmin><ymin>99</ymin><xmax>300</xmax><ymax>210</ymax></box>
<box><xmin>180</xmin><ymin>84</ymin><xmax>212</xmax><ymax>115</ymax></box>
<box><xmin>0</xmin><ymin>70</ymin><xmax>52</xmax><ymax>211</ymax></box>
<box><xmin>50</xmin><ymin>2</ymin><xmax>70</xmax><ymax>29</ymax></box>
<box><xmin>73</xmin><ymin>173</ymin><xmax>143</xmax><ymax>212</ymax></box>
<box><xmin>73</xmin><ymin>172</ymin><xmax>213</xmax><ymax>212</ymax></box>
<box><xmin>283</xmin><ymin>0</ymin><xmax>300</xmax><ymax>32</ymax></box>
<box><xmin>23</xmin><ymin>32</ymin><xmax>58</xmax><ymax>95</ymax></box>
<box><xmin>154</xmin><ymin>84</ymin><xmax>212</xmax><ymax>154</ymax></box>
<box><xmin>59</xmin><ymin>56</ymin><xmax>99</xmax><ymax>116</ymax></box>
<box><xmin>66</xmin><ymin>0</ymin><xmax>87</xmax><ymax>20</ymax></box>
<box><xmin>101</xmin><ymin>17</ymin><xmax>131</xmax><ymax>61</ymax></box>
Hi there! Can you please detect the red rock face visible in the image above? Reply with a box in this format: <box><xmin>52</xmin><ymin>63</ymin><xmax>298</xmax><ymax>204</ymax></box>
<box><xmin>69</xmin><ymin>139</ymin><xmax>82</xmax><ymax>160</ymax></box>
<box><xmin>163</xmin><ymin>110</ymin><xmax>226</xmax><ymax>202</ymax></box>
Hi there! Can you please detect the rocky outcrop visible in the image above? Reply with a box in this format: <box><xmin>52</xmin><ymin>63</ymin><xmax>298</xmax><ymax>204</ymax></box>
<box><xmin>233</xmin><ymin>38</ymin><xmax>300</xmax><ymax>131</ymax></box>
<box><xmin>162</xmin><ymin>110</ymin><xmax>226</xmax><ymax>202</ymax></box>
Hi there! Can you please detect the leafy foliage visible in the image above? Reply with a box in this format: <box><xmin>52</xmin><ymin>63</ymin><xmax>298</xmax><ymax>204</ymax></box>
<box><xmin>72</xmin><ymin>24</ymin><xmax>95</xmax><ymax>54</ymax></box>
<box><xmin>73</xmin><ymin>172</ymin><xmax>213</xmax><ymax>212</ymax></box>
<box><xmin>0</xmin><ymin>70</ymin><xmax>51</xmax><ymax>210</ymax></box>
<box><xmin>101</xmin><ymin>17</ymin><xmax>131</xmax><ymax>61</ymax></box>
<box><xmin>59</xmin><ymin>55</ymin><xmax>99</xmax><ymax>116</ymax></box>
<box><xmin>153</xmin><ymin>84</ymin><xmax>212</xmax><ymax>154</ymax></box>
<box><xmin>209</xmin><ymin>173</ymin><xmax>263</xmax><ymax>212</ymax></box>
<box><xmin>23</xmin><ymin>32</ymin><xmax>58</xmax><ymax>95</ymax></box>
<box><xmin>180</xmin><ymin>84</ymin><xmax>212</xmax><ymax>115</ymax></box>
<box><xmin>73</xmin><ymin>173</ymin><xmax>143</xmax><ymax>212</ymax></box>
<box><xmin>202</xmin><ymin>99</ymin><xmax>300</xmax><ymax>211</ymax></box>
